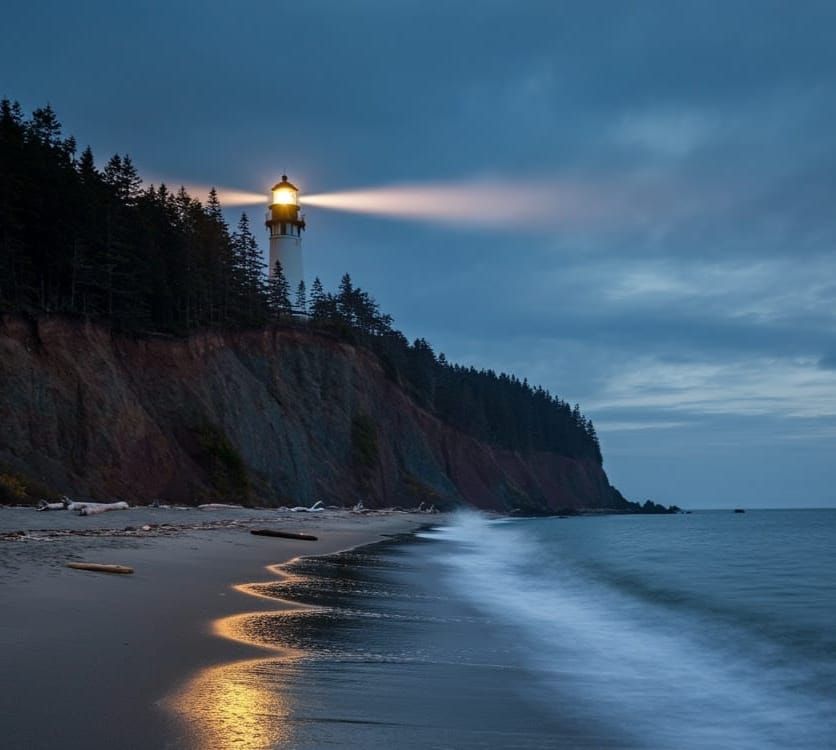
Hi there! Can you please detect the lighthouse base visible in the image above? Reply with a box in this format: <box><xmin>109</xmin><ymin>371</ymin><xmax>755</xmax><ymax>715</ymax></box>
<box><xmin>269</xmin><ymin>235</ymin><xmax>304</xmax><ymax>294</ymax></box>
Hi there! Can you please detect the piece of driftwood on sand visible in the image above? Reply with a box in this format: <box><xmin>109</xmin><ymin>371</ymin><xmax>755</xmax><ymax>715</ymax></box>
<box><xmin>36</xmin><ymin>501</ymin><xmax>67</xmax><ymax>511</ymax></box>
<box><xmin>72</xmin><ymin>501</ymin><xmax>130</xmax><ymax>516</ymax></box>
<box><xmin>66</xmin><ymin>562</ymin><xmax>134</xmax><ymax>574</ymax></box>
<box><xmin>250</xmin><ymin>529</ymin><xmax>318</xmax><ymax>541</ymax></box>
<box><xmin>289</xmin><ymin>500</ymin><xmax>325</xmax><ymax>513</ymax></box>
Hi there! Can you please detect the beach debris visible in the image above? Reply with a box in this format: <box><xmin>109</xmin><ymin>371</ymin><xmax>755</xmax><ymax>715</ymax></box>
<box><xmin>198</xmin><ymin>503</ymin><xmax>244</xmax><ymax>511</ymax></box>
<box><xmin>36</xmin><ymin>500</ymin><xmax>67</xmax><ymax>512</ymax></box>
<box><xmin>250</xmin><ymin>529</ymin><xmax>318</xmax><ymax>541</ymax></box>
<box><xmin>290</xmin><ymin>500</ymin><xmax>324</xmax><ymax>513</ymax></box>
<box><xmin>73</xmin><ymin>501</ymin><xmax>130</xmax><ymax>516</ymax></box>
<box><xmin>66</xmin><ymin>562</ymin><xmax>134</xmax><ymax>574</ymax></box>
<box><xmin>64</xmin><ymin>500</ymin><xmax>93</xmax><ymax>511</ymax></box>
<box><xmin>65</xmin><ymin>499</ymin><xmax>114</xmax><ymax>512</ymax></box>
<box><xmin>36</xmin><ymin>495</ymin><xmax>74</xmax><ymax>511</ymax></box>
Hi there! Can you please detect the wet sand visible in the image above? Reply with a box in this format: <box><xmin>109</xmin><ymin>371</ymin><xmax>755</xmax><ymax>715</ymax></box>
<box><xmin>0</xmin><ymin>507</ymin><xmax>430</xmax><ymax>749</ymax></box>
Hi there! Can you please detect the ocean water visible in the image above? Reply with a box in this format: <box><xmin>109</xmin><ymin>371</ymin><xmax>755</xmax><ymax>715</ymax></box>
<box><xmin>178</xmin><ymin>510</ymin><xmax>836</xmax><ymax>749</ymax></box>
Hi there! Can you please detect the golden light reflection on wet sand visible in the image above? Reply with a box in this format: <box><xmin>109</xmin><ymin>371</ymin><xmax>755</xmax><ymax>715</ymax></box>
<box><xmin>165</xmin><ymin>558</ymin><xmax>321</xmax><ymax>750</ymax></box>
<box><xmin>168</xmin><ymin>656</ymin><xmax>296</xmax><ymax>750</ymax></box>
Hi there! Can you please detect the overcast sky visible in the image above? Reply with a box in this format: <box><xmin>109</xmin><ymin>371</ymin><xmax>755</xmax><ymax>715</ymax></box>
<box><xmin>4</xmin><ymin>1</ymin><xmax>836</xmax><ymax>508</ymax></box>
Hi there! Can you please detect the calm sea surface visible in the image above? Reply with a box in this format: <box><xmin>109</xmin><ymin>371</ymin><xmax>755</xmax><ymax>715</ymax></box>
<box><xmin>189</xmin><ymin>510</ymin><xmax>836</xmax><ymax>749</ymax></box>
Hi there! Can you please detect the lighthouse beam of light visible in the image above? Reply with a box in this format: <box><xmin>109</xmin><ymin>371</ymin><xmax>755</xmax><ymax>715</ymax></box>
<box><xmin>300</xmin><ymin>180</ymin><xmax>571</xmax><ymax>228</ymax></box>
<box><xmin>188</xmin><ymin>186</ymin><xmax>266</xmax><ymax>207</ymax></box>
<box><xmin>161</xmin><ymin>176</ymin><xmax>719</xmax><ymax>229</ymax></box>
<box><xmin>299</xmin><ymin>175</ymin><xmax>729</xmax><ymax>231</ymax></box>
<box><xmin>145</xmin><ymin>175</ymin><xmax>267</xmax><ymax>207</ymax></box>
<box><xmin>211</xmin><ymin>188</ymin><xmax>270</xmax><ymax>206</ymax></box>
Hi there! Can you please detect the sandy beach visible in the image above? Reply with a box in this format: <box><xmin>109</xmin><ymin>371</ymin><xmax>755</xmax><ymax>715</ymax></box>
<box><xmin>0</xmin><ymin>506</ymin><xmax>431</xmax><ymax>749</ymax></box>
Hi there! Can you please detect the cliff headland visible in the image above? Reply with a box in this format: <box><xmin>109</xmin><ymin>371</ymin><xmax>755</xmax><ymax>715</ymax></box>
<box><xmin>0</xmin><ymin>102</ymin><xmax>640</xmax><ymax>514</ymax></box>
<box><xmin>0</xmin><ymin>314</ymin><xmax>628</xmax><ymax>513</ymax></box>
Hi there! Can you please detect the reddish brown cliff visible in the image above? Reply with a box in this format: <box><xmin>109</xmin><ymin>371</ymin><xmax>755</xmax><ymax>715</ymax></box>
<box><xmin>0</xmin><ymin>315</ymin><xmax>624</xmax><ymax>511</ymax></box>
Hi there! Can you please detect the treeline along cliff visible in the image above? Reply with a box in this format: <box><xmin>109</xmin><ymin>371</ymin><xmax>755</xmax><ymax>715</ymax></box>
<box><xmin>0</xmin><ymin>100</ymin><xmax>631</xmax><ymax>511</ymax></box>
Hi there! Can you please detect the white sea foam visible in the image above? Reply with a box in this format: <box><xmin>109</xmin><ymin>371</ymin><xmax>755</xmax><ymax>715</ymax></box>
<box><xmin>421</xmin><ymin>511</ymin><xmax>835</xmax><ymax>749</ymax></box>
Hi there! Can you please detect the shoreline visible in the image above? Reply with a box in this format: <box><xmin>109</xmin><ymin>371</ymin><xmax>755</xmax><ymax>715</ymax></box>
<box><xmin>0</xmin><ymin>507</ymin><xmax>434</xmax><ymax>749</ymax></box>
<box><xmin>164</xmin><ymin>536</ymin><xmax>411</xmax><ymax>748</ymax></box>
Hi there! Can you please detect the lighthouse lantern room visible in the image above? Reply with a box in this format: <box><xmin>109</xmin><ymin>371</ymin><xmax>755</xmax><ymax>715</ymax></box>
<box><xmin>266</xmin><ymin>175</ymin><xmax>306</xmax><ymax>296</ymax></box>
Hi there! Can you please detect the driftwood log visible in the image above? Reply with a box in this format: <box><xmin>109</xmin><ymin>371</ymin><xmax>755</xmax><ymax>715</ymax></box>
<box><xmin>36</xmin><ymin>501</ymin><xmax>66</xmax><ymax>512</ymax></box>
<box><xmin>66</xmin><ymin>562</ymin><xmax>134</xmax><ymax>574</ymax></box>
<box><xmin>250</xmin><ymin>529</ymin><xmax>318</xmax><ymax>541</ymax></box>
<box><xmin>67</xmin><ymin>501</ymin><xmax>130</xmax><ymax>515</ymax></box>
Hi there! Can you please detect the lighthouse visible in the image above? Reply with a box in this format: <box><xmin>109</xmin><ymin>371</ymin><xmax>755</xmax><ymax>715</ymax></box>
<box><xmin>266</xmin><ymin>175</ymin><xmax>306</xmax><ymax>300</ymax></box>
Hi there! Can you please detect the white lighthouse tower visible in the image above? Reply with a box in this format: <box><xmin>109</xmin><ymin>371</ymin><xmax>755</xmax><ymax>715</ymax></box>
<box><xmin>266</xmin><ymin>175</ymin><xmax>306</xmax><ymax>299</ymax></box>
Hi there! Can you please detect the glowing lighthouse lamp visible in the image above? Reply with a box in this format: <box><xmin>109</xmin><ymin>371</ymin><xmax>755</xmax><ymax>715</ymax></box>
<box><xmin>266</xmin><ymin>175</ymin><xmax>306</xmax><ymax>305</ymax></box>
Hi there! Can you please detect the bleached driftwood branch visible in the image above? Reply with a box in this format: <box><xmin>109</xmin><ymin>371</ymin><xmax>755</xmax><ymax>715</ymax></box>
<box><xmin>36</xmin><ymin>500</ymin><xmax>67</xmax><ymax>511</ymax></box>
<box><xmin>70</xmin><ymin>501</ymin><xmax>130</xmax><ymax>516</ymax></box>
<box><xmin>290</xmin><ymin>500</ymin><xmax>324</xmax><ymax>513</ymax></box>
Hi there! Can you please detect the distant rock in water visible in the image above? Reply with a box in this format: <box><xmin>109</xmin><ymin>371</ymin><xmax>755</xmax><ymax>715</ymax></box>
<box><xmin>0</xmin><ymin>315</ymin><xmax>630</xmax><ymax>513</ymax></box>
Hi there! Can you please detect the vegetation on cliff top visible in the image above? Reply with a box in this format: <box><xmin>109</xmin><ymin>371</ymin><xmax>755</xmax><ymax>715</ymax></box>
<box><xmin>0</xmin><ymin>100</ymin><xmax>601</xmax><ymax>465</ymax></box>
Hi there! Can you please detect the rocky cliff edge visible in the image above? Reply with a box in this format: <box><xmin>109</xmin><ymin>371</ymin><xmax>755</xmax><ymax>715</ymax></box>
<box><xmin>0</xmin><ymin>315</ymin><xmax>625</xmax><ymax>512</ymax></box>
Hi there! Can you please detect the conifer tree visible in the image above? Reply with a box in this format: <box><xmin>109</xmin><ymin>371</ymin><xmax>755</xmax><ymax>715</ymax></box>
<box><xmin>103</xmin><ymin>153</ymin><xmax>122</xmax><ymax>185</ymax></box>
<box><xmin>206</xmin><ymin>187</ymin><xmax>224</xmax><ymax>223</ymax></box>
<box><xmin>102</xmin><ymin>154</ymin><xmax>142</xmax><ymax>204</ymax></box>
<box><xmin>28</xmin><ymin>104</ymin><xmax>62</xmax><ymax>148</ymax></box>
<box><xmin>120</xmin><ymin>155</ymin><xmax>142</xmax><ymax>204</ymax></box>
<box><xmin>174</xmin><ymin>186</ymin><xmax>195</xmax><ymax>223</ymax></box>
<box><xmin>295</xmin><ymin>280</ymin><xmax>307</xmax><ymax>313</ymax></box>
<box><xmin>77</xmin><ymin>146</ymin><xmax>98</xmax><ymax>183</ymax></box>
<box><xmin>337</xmin><ymin>272</ymin><xmax>354</xmax><ymax>323</ymax></box>
<box><xmin>310</xmin><ymin>276</ymin><xmax>326</xmax><ymax>319</ymax></box>
<box><xmin>232</xmin><ymin>214</ymin><xmax>265</xmax><ymax>320</ymax></box>
<box><xmin>231</xmin><ymin>213</ymin><xmax>260</xmax><ymax>281</ymax></box>
<box><xmin>0</xmin><ymin>98</ymin><xmax>23</xmax><ymax>130</ymax></box>
<box><xmin>267</xmin><ymin>260</ymin><xmax>291</xmax><ymax>318</ymax></box>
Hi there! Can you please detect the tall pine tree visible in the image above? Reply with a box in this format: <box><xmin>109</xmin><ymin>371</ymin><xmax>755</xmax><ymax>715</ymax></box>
<box><xmin>295</xmin><ymin>280</ymin><xmax>306</xmax><ymax>314</ymax></box>
<box><xmin>230</xmin><ymin>213</ymin><xmax>266</xmax><ymax>323</ymax></box>
<box><xmin>309</xmin><ymin>277</ymin><xmax>326</xmax><ymax>319</ymax></box>
<box><xmin>337</xmin><ymin>273</ymin><xmax>354</xmax><ymax>324</ymax></box>
<box><xmin>266</xmin><ymin>260</ymin><xmax>291</xmax><ymax>319</ymax></box>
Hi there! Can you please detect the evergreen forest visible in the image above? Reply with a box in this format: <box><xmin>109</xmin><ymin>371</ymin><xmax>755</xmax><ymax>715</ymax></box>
<box><xmin>0</xmin><ymin>101</ymin><xmax>603</xmax><ymax>465</ymax></box>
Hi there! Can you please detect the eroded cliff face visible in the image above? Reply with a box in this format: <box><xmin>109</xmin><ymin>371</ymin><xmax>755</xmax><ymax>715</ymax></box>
<box><xmin>0</xmin><ymin>315</ymin><xmax>623</xmax><ymax>511</ymax></box>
